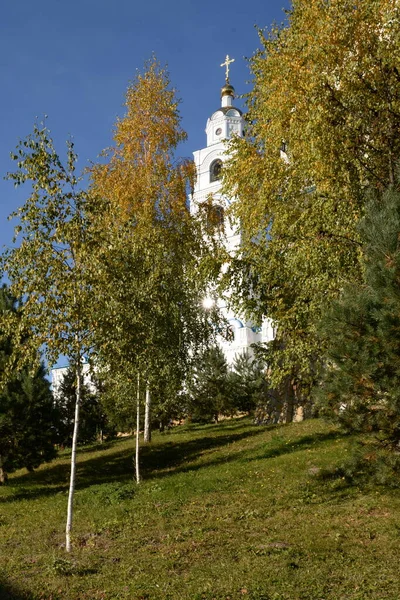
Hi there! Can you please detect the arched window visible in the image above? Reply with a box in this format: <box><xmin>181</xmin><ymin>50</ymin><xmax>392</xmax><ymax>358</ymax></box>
<box><xmin>209</xmin><ymin>204</ymin><xmax>224</xmax><ymax>229</ymax></box>
<box><xmin>210</xmin><ymin>159</ymin><xmax>223</xmax><ymax>183</ymax></box>
<box><xmin>200</xmin><ymin>201</ymin><xmax>225</xmax><ymax>232</ymax></box>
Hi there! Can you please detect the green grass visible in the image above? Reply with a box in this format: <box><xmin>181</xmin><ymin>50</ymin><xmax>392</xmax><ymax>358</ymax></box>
<box><xmin>1</xmin><ymin>417</ymin><xmax>400</xmax><ymax>600</ymax></box>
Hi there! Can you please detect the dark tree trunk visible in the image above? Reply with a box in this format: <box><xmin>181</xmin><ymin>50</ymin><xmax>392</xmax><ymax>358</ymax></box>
<box><xmin>0</xmin><ymin>456</ymin><xmax>8</xmax><ymax>485</ymax></box>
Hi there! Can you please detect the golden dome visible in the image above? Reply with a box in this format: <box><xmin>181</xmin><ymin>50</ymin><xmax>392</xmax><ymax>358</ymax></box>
<box><xmin>221</xmin><ymin>83</ymin><xmax>235</xmax><ymax>98</ymax></box>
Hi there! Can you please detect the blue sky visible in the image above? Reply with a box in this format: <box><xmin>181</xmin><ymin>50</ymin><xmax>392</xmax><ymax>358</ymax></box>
<box><xmin>0</xmin><ymin>0</ymin><xmax>289</xmax><ymax>249</ymax></box>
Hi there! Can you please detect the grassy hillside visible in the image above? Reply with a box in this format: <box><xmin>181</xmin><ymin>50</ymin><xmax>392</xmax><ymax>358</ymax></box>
<box><xmin>1</xmin><ymin>417</ymin><xmax>400</xmax><ymax>600</ymax></box>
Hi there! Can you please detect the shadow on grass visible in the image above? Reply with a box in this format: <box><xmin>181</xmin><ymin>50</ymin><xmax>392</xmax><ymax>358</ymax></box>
<box><xmin>153</xmin><ymin>429</ymin><xmax>350</xmax><ymax>484</ymax></box>
<box><xmin>1</xmin><ymin>422</ymin><xmax>349</xmax><ymax>504</ymax></box>
<box><xmin>140</xmin><ymin>428</ymin><xmax>265</xmax><ymax>474</ymax></box>
<box><xmin>70</xmin><ymin>435</ymin><xmax>133</xmax><ymax>455</ymax></box>
<box><xmin>0</xmin><ymin>579</ymin><xmax>38</xmax><ymax>600</ymax></box>
<box><xmin>2</xmin><ymin>427</ymin><xmax>265</xmax><ymax>502</ymax></box>
<box><xmin>0</xmin><ymin>446</ymin><xmax>135</xmax><ymax>504</ymax></box>
<box><xmin>244</xmin><ymin>429</ymin><xmax>348</xmax><ymax>463</ymax></box>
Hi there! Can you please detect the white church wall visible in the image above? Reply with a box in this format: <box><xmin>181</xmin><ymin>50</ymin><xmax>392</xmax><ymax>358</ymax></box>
<box><xmin>51</xmin><ymin>361</ymin><xmax>96</xmax><ymax>400</ymax></box>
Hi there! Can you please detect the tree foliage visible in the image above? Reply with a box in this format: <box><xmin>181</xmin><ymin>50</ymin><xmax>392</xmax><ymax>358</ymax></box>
<box><xmin>187</xmin><ymin>346</ymin><xmax>233</xmax><ymax>423</ymax></box>
<box><xmin>55</xmin><ymin>365</ymin><xmax>115</xmax><ymax>446</ymax></box>
<box><xmin>90</xmin><ymin>59</ymin><xmax>221</xmax><ymax>423</ymax></box>
<box><xmin>223</xmin><ymin>0</ymin><xmax>400</xmax><ymax>395</ymax></box>
<box><xmin>2</xmin><ymin>124</ymin><xmax>97</xmax><ymax>370</ymax></box>
<box><xmin>229</xmin><ymin>351</ymin><xmax>267</xmax><ymax>414</ymax></box>
<box><xmin>1</xmin><ymin>124</ymin><xmax>100</xmax><ymax>550</ymax></box>
<box><xmin>317</xmin><ymin>183</ymin><xmax>400</xmax><ymax>450</ymax></box>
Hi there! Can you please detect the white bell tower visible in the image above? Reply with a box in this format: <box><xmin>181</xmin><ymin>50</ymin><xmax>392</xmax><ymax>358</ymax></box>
<box><xmin>190</xmin><ymin>56</ymin><xmax>274</xmax><ymax>365</ymax></box>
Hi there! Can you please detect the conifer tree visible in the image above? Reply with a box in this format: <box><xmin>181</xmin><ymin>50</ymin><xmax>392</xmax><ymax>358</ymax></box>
<box><xmin>187</xmin><ymin>346</ymin><xmax>232</xmax><ymax>422</ymax></box>
<box><xmin>0</xmin><ymin>286</ymin><xmax>57</xmax><ymax>484</ymax></box>
<box><xmin>55</xmin><ymin>365</ymin><xmax>114</xmax><ymax>446</ymax></box>
<box><xmin>318</xmin><ymin>183</ymin><xmax>400</xmax><ymax>452</ymax></box>
<box><xmin>229</xmin><ymin>351</ymin><xmax>267</xmax><ymax>414</ymax></box>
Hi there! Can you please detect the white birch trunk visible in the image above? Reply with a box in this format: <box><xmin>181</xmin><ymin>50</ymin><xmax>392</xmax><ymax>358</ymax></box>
<box><xmin>135</xmin><ymin>373</ymin><xmax>140</xmax><ymax>484</ymax></box>
<box><xmin>66</xmin><ymin>359</ymin><xmax>82</xmax><ymax>552</ymax></box>
<box><xmin>144</xmin><ymin>384</ymin><xmax>151</xmax><ymax>443</ymax></box>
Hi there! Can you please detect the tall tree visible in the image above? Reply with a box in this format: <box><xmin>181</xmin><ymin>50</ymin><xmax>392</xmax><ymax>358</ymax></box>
<box><xmin>90</xmin><ymin>59</ymin><xmax>221</xmax><ymax>465</ymax></box>
<box><xmin>0</xmin><ymin>286</ymin><xmax>58</xmax><ymax>483</ymax></box>
<box><xmin>187</xmin><ymin>346</ymin><xmax>232</xmax><ymax>423</ymax></box>
<box><xmin>223</xmin><ymin>0</ymin><xmax>400</xmax><ymax>399</ymax></box>
<box><xmin>1</xmin><ymin>125</ymin><xmax>98</xmax><ymax>550</ymax></box>
<box><xmin>228</xmin><ymin>351</ymin><xmax>267</xmax><ymax>414</ymax></box>
<box><xmin>317</xmin><ymin>183</ymin><xmax>400</xmax><ymax>451</ymax></box>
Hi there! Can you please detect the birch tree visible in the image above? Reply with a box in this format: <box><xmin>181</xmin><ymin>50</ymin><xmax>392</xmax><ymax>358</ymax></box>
<box><xmin>90</xmin><ymin>59</ymin><xmax>220</xmax><ymax>461</ymax></box>
<box><xmin>1</xmin><ymin>125</ymin><xmax>98</xmax><ymax>551</ymax></box>
<box><xmin>223</xmin><ymin>0</ymin><xmax>400</xmax><ymax>400</ymax></box>
<box><xmin>136</xmin><ymin>373</ymin><xmax>141</xmax><ymax>483</ymax></box>
<box><xmin>144</xmin><ymin>385</ymin><xmax>151</xmax><ymax>443</ymax></box>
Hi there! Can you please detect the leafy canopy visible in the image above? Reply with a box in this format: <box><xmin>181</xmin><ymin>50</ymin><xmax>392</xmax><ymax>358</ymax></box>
<box><xmin>317</xmin><ymin>182</ymin><xmax>400</xmax><ymax>448</ymax></box>
<box><xmin>90</xmin><ymin>59</ymin><xmax>222</xmax><ymax>411</ymax></box>
<box><xmin>223</xmin><ymin>0</ymin><xmax>400</xmax><ymax>392</ymax></box>
<box><xmin>1</xmin><ymin>124</ymin><xmax>99</xmax><ymax>372</ymax></box>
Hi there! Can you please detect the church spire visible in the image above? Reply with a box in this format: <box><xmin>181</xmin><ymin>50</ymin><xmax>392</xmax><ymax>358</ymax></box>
<box><xmin>220</xmin><ymin>54</ymin><xmax>235</xmax><ymax>83</ymax></box>
<box><xmin>203</xmin><ymin>55</ymin><xmax>243</xmax><ymax>146</ymax></box>
<box><xmin>220</xmin><ymin>54</ymin><xmax>235</xmax><ymax>108</ymax></box>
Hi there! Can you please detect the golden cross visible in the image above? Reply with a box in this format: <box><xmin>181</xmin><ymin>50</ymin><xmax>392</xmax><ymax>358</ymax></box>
<box><xmin>220</xmin><ymin>55</ymin><xmax>235</xmax><ymax>82</ymax></box>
